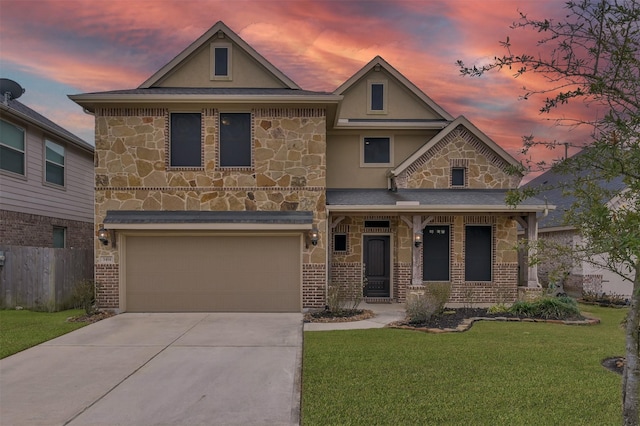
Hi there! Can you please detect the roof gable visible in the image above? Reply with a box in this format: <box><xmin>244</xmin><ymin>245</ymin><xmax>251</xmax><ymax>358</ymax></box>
<box><xmin>140</xmin><ymin>21</ymin><xmax>300</xmax><ymax>89</ymax></box>
<box><xmin>390</xmin><ymin>116</ymin><xmax>522</xmax><ymax>189</ymax></box>
<box><xmin>334</xmin><ymin>56</ymin><xmax>454</xmax><ymax>122</ymax></box>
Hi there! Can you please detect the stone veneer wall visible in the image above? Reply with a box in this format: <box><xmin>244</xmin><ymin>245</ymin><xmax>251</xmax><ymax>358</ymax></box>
<box><xmin>396</xmin><ymin>126</ymin><xmax>521</xmax><ymax>189</ymax></box>
<box><xmin>94</xmin><ymin>107</ymin><xmax>327</xmax><ymax>310</ymax></box>
<box><xmin>0</xmin><ymin>210</ymin><xmax>93</xmax><ymax>249</ymax></box>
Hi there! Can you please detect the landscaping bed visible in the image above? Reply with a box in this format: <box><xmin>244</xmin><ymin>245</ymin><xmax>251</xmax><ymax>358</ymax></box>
<box><xmin>304</xmin><ymin>309</ymin><xmax>374</xmax><ymax>323</ymax></box>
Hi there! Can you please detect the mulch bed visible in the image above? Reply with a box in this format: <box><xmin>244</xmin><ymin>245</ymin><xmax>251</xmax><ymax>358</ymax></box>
<box><xmin>67</xmin><ymin>310</ymin><xmax>115</xmax><ymax>324</ymax></box>
<box><xmin>304</xmin><ymin>309</ymin><xmax>375</xmax><ymax>323</ymax></box>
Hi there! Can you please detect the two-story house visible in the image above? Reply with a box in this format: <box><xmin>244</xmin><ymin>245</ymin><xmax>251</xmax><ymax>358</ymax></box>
<box><xmin>0</xmin><ymin>90</ymin><xmax>94</xmax><ymax>249</ymax></box>
<box><xmin>70</xmin><ymin>21</ymin><xmax>549</xmax><ymax>313</ymax></box>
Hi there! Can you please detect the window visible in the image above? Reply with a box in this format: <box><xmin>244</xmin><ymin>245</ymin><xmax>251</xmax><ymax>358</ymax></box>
<box><xmin>170</xmin><ymin>113</ymin><xmax>202</xmax><ymax>167</ymax></box>
<box><xmin>367</xmin><ymin>80</ymin><xmax>387</xmax><ymax>114</ymax></box>
<box><xmin>333</xmin><ymin>234</ymin><xmax>347</xmax><ymax>252</ymax></box>
<box><xmin>363</xmin><ymin>137</ymin><xmax>391</xmax><ymax>165</ymax></box>
<box><xmin>211</xmin><ymin>44</ymin><xmax>232</xmax><ymax>79</ymax></box>
<box><xmin>452</xmin><ymin>167</ymin><xmax>465</xmax><ymax>187</ymax></box>
<box><xmin>0</xmin><ymin>119</ymin><xmax>25</xmax><ymax>175</ymax></box>
<box><xmin>219</xmin><ymin>112</ymin><xmax>251</xmax><ymax>167</ymax></box>
<box><xmin>465</xmin><ymin>225</ymin><xmax>492</xmax><ymax>281</ymax></box>
<box><xmin>53</xmin><ymin>227</ymin><xmax>66</xmax><ymax>248</ymax></box>
<box><xmin>45</xmin><ymin>140</ymin><xmax>65</xmax><ymax>186</ymax></box>
<box><xmin>364</xmin><ymin>220</ymin><xmax>390</xmax><ymax>228</ymax></box>
<box><xmin>423</xmin><ymin>226</ymin><xmax>450</xmax><ymax>281</ymax></box>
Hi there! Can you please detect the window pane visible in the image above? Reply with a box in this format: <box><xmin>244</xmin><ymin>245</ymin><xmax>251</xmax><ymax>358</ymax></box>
<box><xmin>46</xmin><ymin>162</ymin><xmax>64</xmax><ymax>186</ymax></box>
<box><xmin>363</xmin><ymin>137</ymin><xmax>390</xmax><ymax>164</ymax></box>
<box><xmin>371</xmin><ymin>83</ymin><xmax>384</xmax><ymax>110</ymax></box>
<box><xmin>0</xmin><ymin>120</ymin><xmax>25</xmax><ymax>150</ymax></box>
<box><xmin>364</xmin><ymin>220</ymin><xmax>390</xmax><ymax>228</ymax></box>
<box><xmin>452</xmin><ymin>168</ymin><xmax>465</xmax><ymax>186</ymax></box>
<box><xmin>214</xmin><ymin>47</ymin><xmax>228</xmax><ymax>76</ymax></box>
<box><xmin>0</xmin><ymin>146</ymin><xmax>25</xmax><ymax>174</ymax></box>
<box><xmin>170</xmin><ymin>113</ymin><xmax>202</xmax><ymax>167</ymax></box>
<box><xmin>334</xmin><ymin>234</ymin><xmax>347</xmax><ymax>252</ymax></box>
<box><xmin>465</xmin><ymin>226</ymin><xmax>492</xmax><ymax>281</ymax></box>
<box><xmin>46</xmin><ymin>140</ymin><xmax>65</xmax><ymax>165</ymax></box>
<box><xmin>423</xmin><ymin>226</ymin><xmax>450</xmax><ymax>281</ymax></box>
<box><xmin>220</xmin><ymin>113</ymin><xmax>251</xmax><ymax>167</ymax></box>
<box><xmin>53</xmin><ymin>227</ymin><xmax>65</xmax><ymax>248</ymax></box>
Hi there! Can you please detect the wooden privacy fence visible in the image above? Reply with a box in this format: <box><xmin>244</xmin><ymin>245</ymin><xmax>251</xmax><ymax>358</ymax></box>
<box><xmin>0</xmin><ymin>245</ymin><xmax>93</xmax><ymax>311</ymax></box>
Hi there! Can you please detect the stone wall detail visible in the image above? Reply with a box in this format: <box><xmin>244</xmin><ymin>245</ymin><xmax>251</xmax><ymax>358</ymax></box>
<box><xmin>94</xmin><ymin>107</ymin><xmax>327</xmax><ymax>309</ymax></box>
<box><xmin>396</xmin><ymin>126</ymin><xmax>521</xmax><ymax>189</ymax></box>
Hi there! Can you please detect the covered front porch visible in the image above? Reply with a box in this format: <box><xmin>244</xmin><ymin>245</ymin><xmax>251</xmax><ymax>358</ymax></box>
<box><xmin>325</xmin><ymin>189</ymin><xmax>551</xmax><ymax>306</ymax></box>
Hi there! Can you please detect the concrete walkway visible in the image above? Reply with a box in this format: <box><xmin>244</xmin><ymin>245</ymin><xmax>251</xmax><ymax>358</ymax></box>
<box><xmin>303</xmin><ymin>302</ymin><xmax>406</xmax><ymax>331</ymax></box>
<box><xmin>0</xmin><ymin>313</ymin><xmax>302</xmax><ymax>426</ymax></box>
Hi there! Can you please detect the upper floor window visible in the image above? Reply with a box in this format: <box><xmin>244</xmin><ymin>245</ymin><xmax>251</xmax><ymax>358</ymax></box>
<box><xmin>219</xmin><ymin>112</ymin><xmax>251</xmax><ymax>168</ymax></box>
<box><xmin>45</xmin><ymin>140</ymin><xmax>65</xmax><ymax>186</ymax></box>
<box><xmin>362</xmin><ymin>137</ymin><xmax>391</xmax><ymax>166</ymax></box>
<box><xmin>451</xmin><ymin>167</ymin><xmax>465</xmax><ymax>187</ymax></box>
<box><xmin>170</xmin><ymin>112</ymin><xmax>202</xmax><ymax>168</ymax></box>
<box><xmin>367</xmin><ymin>80</ymin><xmax>387</xmax><ymax>114</ymax></box>
<box><xmin>211</xmin><ymin>44</ymin><xmax>232</xmax><ymax>80</ymax></box>
<box><xmin>0</xmin><ymin>119</ymin><xmax>25</xmax><ymax>175</ymax></box>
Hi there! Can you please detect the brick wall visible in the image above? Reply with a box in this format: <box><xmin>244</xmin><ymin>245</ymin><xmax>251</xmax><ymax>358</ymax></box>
<box><xmin>394</xmin><ymin>262</ymin><xmax>411</xmax><ymax>301</ymax></box>
<box><xmin>0</xmin><ymin>210</ymin><xmax>93</xmax><ymax>249</ymax></box>
<box><xmin>95</xmin><ymin>263</ymin><xmax>119</xmax><ymax>309</ymax></box>
<box><xmin>303</xmin><ymin>263</ymin><xmax>326</xmax><ymax>308</ymax></box>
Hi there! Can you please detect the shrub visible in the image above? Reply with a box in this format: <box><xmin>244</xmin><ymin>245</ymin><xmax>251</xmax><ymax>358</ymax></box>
<box><xmin>69</xmin><ymin>280</ymin><xmax>96</xmax><ymax>315</ymax></box>
<box><xmin>405</xmin><ymin>283</ymin><xmax>452</xmax><ymax>324</ymax></box>
<box><xmin>406</xmin><ymin>293</ymin><xmax>439</xmax><ymax>324</ymax></box>
<box><xmin>509</xmin><ymin>297</ymin><xmax>580</xmax><ymax>320</ymax></box>
<box><xmin>326</xmin><ymin>279</ymin><xmax>364</xmax><ymax>314</ymax></box>
<box><xmin>487</xmin><ymin>304</ymin><xmax>509</xmax><ymax>314</ymax></box>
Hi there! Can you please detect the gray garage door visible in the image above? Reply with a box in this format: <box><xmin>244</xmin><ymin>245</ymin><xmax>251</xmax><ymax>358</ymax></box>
<box><xmin>124</xmin><ymin>235</ymin><xmax>301</xmax><ymax>312</ymax></box>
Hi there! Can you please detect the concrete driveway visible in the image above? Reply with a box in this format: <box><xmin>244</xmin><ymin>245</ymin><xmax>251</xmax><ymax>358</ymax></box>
<box><xmin>0</xmin><ymin>313</ymin><xmax>302</xmax><ymax>426</ymax></box>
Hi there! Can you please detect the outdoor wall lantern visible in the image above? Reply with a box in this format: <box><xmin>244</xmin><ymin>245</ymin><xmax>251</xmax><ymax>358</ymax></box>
<box><xmin>310</xmin><ymin>227</ymin><xmax>319</xmax><ymax>246</ymax></box>
<box><xmin>414</xmin><ymin>232</ymin><xmax>423</xmax><ymax>247</ymax></box>
<box><xmin>97</xmin><ymin>227</ymin><xmax>110</xmax><ymax>246</ymax></box>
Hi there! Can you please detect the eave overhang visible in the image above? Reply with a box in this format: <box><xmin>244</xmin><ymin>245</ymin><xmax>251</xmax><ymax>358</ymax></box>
<box><xmin>327</xmin><ymin>204</ymin><xmax>553</xmax><ymax>214</ymax></box>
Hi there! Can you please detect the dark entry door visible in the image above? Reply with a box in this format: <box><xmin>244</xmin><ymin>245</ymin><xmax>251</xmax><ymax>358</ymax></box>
<box><xmin>363</xmin><ymin>235</ymin><xmax>390</xmax><ymax>297</ymax></box>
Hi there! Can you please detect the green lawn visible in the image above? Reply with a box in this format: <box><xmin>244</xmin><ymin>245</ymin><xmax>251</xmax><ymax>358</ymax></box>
<box><xmin>0</xmin><ymin>309</ymin><xmax>88</xmax><ymax>359</ymax></box>
<box><xmin>303</xmin><ymin>305</ymin><xmax>627</xmax><ymax>425</ymax></box>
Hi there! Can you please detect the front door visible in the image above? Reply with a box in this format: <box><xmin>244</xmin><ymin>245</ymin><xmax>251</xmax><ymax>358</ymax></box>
<box><xmin>363</xmin><ymin>235</ymin><xmax>390</xmax><ymax>297</ymax></box>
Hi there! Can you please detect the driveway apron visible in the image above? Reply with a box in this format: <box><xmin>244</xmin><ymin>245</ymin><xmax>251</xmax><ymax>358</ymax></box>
<box><xmin>0</xmin><ymin>313</ymin><xmax>303</xmax><ymax>426</ymax></box>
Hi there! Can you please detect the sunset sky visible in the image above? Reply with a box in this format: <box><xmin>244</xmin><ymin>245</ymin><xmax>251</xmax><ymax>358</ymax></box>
<box><xmin>1</xmin><ymin>0</ymin><xmax>590</xmax><ymax>179</ymax></box>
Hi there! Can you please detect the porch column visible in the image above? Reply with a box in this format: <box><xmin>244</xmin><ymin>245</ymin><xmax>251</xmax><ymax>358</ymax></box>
<box><xmin>526</xmin><ymin>212</ymin><xmax>541</xmax><ymax>288</ymax></box>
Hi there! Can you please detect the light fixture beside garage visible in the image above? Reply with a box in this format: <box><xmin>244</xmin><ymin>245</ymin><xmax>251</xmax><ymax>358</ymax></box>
<box><xmin>309</xmin><ymin>227</ymin><xmax>319</xmax><ymax>247</ymax></box>
<box><xmin>97</xmin><ymin>227</ymin><xmax>115</xmax><ymax>247</ymax></box>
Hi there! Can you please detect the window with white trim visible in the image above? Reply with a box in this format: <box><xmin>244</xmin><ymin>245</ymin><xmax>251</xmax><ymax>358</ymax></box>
<box><xmin>367</xmin><ymin>80</ymin><xmax>387</xmax><ymax>114</ymax></box>
<box><xmin>211</xmin><ymin>43</ymin><xmax>232</xmax><ymax>80</ymax></box>
<box><xmin>362</xmin><ymin>137</ymin><xmax>391</xmax><ymax>166</ymax></box>
<box><xmin>45</xmin><ymin>140</ymin><xmax>65</xmax><ymax>186</ymax></box>
<box><xmin>0</xmin><ymin>119</ymin><xmax>25</xmax><ymax>175</ymax></box>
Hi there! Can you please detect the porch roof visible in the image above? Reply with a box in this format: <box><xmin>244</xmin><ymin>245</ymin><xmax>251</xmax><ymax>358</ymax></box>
<box><xmin>326</xmin><ymin>189</ymin><xmax>552</xmax><ymax>213</ymax></box>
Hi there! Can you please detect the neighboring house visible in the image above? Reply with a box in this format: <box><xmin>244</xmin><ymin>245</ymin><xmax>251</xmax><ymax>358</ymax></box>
<box><xmin>522</xmin><ymin>155</ymin><xmax>632</xmax><ymax>297</ymax></box>
<box><xmin>0</xmin><ymin>94</ymin><xmax>94</xmax><ymax>249</ymax></box>
<box><xmin>70</xmin><ymin>21</ymin><xmax>549</xmax><ymax>313</ymax></box>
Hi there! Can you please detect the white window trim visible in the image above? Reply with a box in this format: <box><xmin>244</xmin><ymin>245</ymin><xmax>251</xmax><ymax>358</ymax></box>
<box><xmin>0</xmin><ymin>118</ymin><xmax>27</xmax><ymax>179</ymax></box>
<box><xmin>44</xmin><ymin>139</ymin><xmax>66</xmax><ymax>189</ymax></box>
<box><xmin>360</xmin><ymin>135</ymin><xmax>393</xmax><ymax>167</ymax></box>
<box><xmin>210</xmin><ymin>43</ymin><xmax>232</xmax><ymax>81</ymax></box>
<box><xmin>367</xmin><ymin>79</ymin><xmax>387</xmax><ymax>114</ymax></box>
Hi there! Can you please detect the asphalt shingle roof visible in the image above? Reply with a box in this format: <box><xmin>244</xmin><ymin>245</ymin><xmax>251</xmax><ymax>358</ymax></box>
<box><xmin>77</xmin><ymin>87</ymin><xmax>334</xmax><ymax>96</ymax></box>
